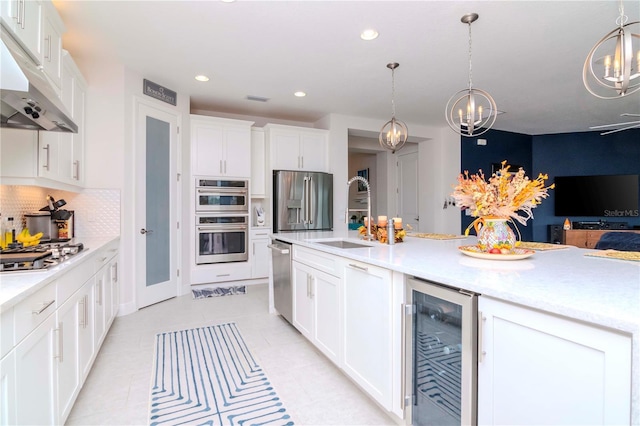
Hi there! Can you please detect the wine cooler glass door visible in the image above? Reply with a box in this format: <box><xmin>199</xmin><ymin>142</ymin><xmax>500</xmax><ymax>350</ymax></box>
<box><xmin>406</xmin><ymin>278</ymin><xmax>477</xmax><ymax>426</ymax></box>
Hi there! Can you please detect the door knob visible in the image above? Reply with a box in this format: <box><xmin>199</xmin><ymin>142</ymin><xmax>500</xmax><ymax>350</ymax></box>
<box><xmin>140</xmin><ymin>228</ymin><xmax>154</xmax><ymax>235</ymax></box>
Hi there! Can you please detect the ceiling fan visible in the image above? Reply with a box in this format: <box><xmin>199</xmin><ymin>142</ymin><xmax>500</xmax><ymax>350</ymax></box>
<box><xmin>589</xmin><ymin>113</ymin><xmax>640</xmax><ymax>135</ymax></box>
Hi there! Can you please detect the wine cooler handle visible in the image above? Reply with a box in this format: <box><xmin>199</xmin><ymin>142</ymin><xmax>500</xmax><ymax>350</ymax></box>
<box><xmin>478</xmin><ymin>310</ymin><xmax>486</xmax><ymax>363</ymax></box>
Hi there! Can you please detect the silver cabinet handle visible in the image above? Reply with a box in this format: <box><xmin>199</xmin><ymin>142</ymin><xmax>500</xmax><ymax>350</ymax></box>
<box><xmin>348</xmin><ymin>263</ymin><xmax>368</xmax><ymax>272</ymax></box>
<box><xmin>73</xmin><ymin>160</ymin><xmax>80</xmax><ymax>180</ymax></box>
<box><xmin>97</xmin><ymin>280</ymin><xmax>102</xmax><ymax>306</ymax></box>
<box><xmin>220</xmin><ymin>160</ymin><xmax>223</xmax><ymax>174</ymax></box>
<box><xmin>32</xmin><ymin>299</ymin><xmax>55</xmax><ymax>315</ymax></box>
<box><xmin>79</xmin><ymin>296</ymin><xmax>86</xmax><ymax>328</ymax></box>
<box><xmin>112</xmin><ymin>262</ymin><xmax>118</xmax><ymax>283</ymax></box>
<box><xmin>478</xmin><ymin>310</ymin><xmax>486</xmax><ymax>363</ymax></box>
<box><xmin>84</xmin><ymin>295</ymin><xmax>88</xmax><ymax>328</ymax></box>
<box><xmin>42</xmin><ymin>144</ymin><xmax>50</xmax><ymax>171</ymax></box>
<box><xmin>55</xmin><ymin>322</ymin><xmax>63</xmax><ymax>362</ymax></box>
<box><xmin>267</xmin><ymin>244</ymin><xmax>289</xmax><ymax>254</ymax></box>
<box><xmin>224</xmin><ymin>160</ymin><xmax>227</xmax><ymax>174</ymax></box>
<box><xmin>309</xmin><ymin>276</ymin><xmax>314</xmax><ymax>299</ymax></box>
<box><xmin>140</xmin><ymin>228</ymin><xmax>153</xmax><ymax>235</ymax></box>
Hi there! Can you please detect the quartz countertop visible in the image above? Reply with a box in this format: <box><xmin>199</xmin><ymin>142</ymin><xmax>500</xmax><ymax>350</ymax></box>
<box><xmin>0</xmin><ymin>236</ymin><xmax>120</xmax><ymax>312</ymax></box>
<box><xmin>272</xmin><ymin>229</ymin><xmax>640</xmax><ymax>423</ymax></box>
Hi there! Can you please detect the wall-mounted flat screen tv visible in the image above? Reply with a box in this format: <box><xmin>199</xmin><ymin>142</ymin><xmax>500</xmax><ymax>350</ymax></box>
<box><xmin>554</xmin><ymin>174</ymin><xmax>639</xmax><ymax>217</ymax></box>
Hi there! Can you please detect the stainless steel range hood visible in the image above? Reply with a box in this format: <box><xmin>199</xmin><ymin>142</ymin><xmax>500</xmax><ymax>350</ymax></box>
<box><xmin>1</xmin><ymin>29</ymin><xmax>77</xmax><ymax>133</ymax></box>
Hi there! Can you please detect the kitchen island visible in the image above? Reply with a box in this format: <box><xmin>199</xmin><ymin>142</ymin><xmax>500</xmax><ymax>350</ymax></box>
<box><xmin>271</xmin><ymin>230</ymin><xmax>639</xmax><ymax>424</ymax></box>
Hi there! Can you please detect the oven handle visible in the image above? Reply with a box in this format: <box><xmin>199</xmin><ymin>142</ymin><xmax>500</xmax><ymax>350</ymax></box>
<box><xmin>197</xmin><ymin>225</ymin><xmax>248</xmax><ymax>231</ymax></box>
<box><xmin>196</xmin><ymin>188</ymin><xmax>248</xmax><ymax>195</ymax></box>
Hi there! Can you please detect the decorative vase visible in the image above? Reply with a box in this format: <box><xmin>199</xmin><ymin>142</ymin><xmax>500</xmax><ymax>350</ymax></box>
<box><xmin>474</xmin><ymin>217</ymin><xmax>517</xmax><ymax>251</ymax></box>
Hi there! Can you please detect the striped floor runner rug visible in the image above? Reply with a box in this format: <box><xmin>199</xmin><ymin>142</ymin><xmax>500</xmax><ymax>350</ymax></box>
<box><xmin>149</xmin><ymin>322</ymin><xmax>294</xmax><ymax>426</ymax></box>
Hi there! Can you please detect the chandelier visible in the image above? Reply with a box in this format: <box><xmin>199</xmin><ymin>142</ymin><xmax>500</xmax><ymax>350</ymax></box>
<box><xmin>583</xmin><ymin>3</ymin><xmax>640</xmax><ymax>99</ymax></box>
<box><xmin>445</xmin><ymin>13</ymin><xmax>497</xmax><ymax>138</ymax></box>
<box><xmin>379</xmin><ymin>62</ymin><xmax>408</xmax><ymax>153</ymax></box>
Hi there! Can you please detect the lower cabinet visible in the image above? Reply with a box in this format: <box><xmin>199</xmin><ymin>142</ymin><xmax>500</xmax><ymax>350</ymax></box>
<box><xmin>14</xmin><ymin>314</ymin><xmax>57</xmax><ymax>425</ymax></box>
<box><xmin>250</xmin><ymin>229</ymin><xmax>270</xmax><ymax>279</ymax></box>
<box><xmin>342</xmin><ymin>260</ymin><xmax>393</xmax><ymax>411</ymax></box>
<box><xmin>478</xmin><ymin>296</ymin><xmax>632</xmax><ymax>425</ymax></box>
<box><xmin>2</xmin><ymin>239</ymin><xmax>120</xmax><ymax>426</ymax></box>
<box><xmin>291</xmin><ymin>260</ymin><xmax>341</xmax><ymax>363</ymax></box>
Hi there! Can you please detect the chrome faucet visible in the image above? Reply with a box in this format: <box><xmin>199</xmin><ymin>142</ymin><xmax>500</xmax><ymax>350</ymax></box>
<box><xmin>347</xmin><ymin>175</ymin><xmax>374</xmax><ymax>241</ymax></box>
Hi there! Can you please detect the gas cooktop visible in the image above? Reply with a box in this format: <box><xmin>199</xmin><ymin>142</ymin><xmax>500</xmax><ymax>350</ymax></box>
<box><xmin>0</xmin><ymin>242</ymin><xmax>84</xmax><ymax>272</ymax></box>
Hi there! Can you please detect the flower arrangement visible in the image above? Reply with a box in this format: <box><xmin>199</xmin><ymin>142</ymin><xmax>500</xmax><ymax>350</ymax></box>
<box><xmin>451</xmin><ymin>160</ymin><xmax>554</xmax><ymax>226</ymax></box>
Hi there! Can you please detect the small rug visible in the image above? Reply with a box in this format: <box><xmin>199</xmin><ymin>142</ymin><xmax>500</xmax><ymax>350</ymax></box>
<box><xmin>149</xmin><ymin>322</ymin><xmax>294</xmax><ymax>425</ymax></box>
<box><xmin>192</xmin><ymin>285</ymin><xmax>246</xmax><ymax>300</ymax></box>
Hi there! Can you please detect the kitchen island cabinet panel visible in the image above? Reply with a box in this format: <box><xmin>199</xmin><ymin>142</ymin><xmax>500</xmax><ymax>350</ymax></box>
<box><xmin>342</xmin><ymin>260</ymin><xmax>393</xmax><ymax>411</ymax></box>
<box><xmin>478</xmin><ymin>296</ymin><xmax>631</xmax><ymax>425</ymax></box>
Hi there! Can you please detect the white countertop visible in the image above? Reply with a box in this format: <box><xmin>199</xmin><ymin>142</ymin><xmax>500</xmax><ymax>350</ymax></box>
<box><xmin>0</xmin><ymin>236</ymin><xmax>120</xmax><ymax>312</ymax></box>
<box><xmin>273</xmin><ymin>229</ymin><xmax>640</xmax><ymax>422</ymax></box>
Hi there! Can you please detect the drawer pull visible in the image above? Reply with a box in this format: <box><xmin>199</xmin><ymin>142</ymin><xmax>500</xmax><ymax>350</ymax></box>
<box><xmin>348</xmin><ymin>263</ymin><xmax>368</xmax><ymax>272</ymax></box>
<box><xmin>216</xmin><ymin>274</ymin><xmax>230</xmax><ymax>277</ymax></box>
<box><xmin>32</xmin><ymin>300</ymin><xmax>55</xmax><ymax>315</ymax></box>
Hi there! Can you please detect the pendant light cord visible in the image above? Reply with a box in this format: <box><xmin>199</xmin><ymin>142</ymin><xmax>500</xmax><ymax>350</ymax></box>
<box><xmin>467</xmin><ymin>21</ymin><xmax>473</xmax><ymax>90</ymax></box>
<box><xmin>391</xmin><ymin>67</ymin><xmax>397</xmax><ymax>118</ymax></box>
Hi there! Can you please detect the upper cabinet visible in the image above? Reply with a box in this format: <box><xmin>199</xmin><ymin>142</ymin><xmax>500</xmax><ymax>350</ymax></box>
<box><xmin>265</xmin><ymin>124</ymin><xmax>328</xmax><ymax>172</ymax></box>
<box><xmin>1</xmin><ymin>0</ymin><xmax>64</xmax><ymax>91</ymax></box>
<box><xmin>1</xmin><ymin>0</ymin><xmax>43</xmax><ymax>64</ymax></box>
<box><xmin>191</xmin><ymin>115</ymin><xmax>254</xmax><ymax>178</ymax></box>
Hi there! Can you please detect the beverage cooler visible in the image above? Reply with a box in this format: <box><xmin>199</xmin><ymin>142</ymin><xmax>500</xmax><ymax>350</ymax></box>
<box><xmin>405</xmin><ymin>277</ymin><xmax>478</xmax><ymax>425</ymax></box>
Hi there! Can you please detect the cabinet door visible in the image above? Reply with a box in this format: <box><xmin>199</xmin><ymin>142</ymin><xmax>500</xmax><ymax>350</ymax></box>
<box><xmin>0</xmin><ymin>350</ymin><xmax>16</xmax><ymax>425</ymax></box>
<box><xmin>292</xmin><ymin>261</ymin><xmax>314</xmax><ymax>338</ymax></box>
<box><xmin>38</xmin><ymin>132</ymin><xmax>60</xmax><ymax>180</ymax></box>
<box><xmin>271</xmin><ymin>130</ymin><xmax>301</xmax><ymax>170</ymax></box>
<box><xmin>56</xmin><ymin>295</ymin><xmax>80</xmax><ymax>423</ymax></box>
<box><xmin>299</xmin><ymin>131</ymin><xmax>327</xmax><ymax>172</ymax></box>
<box><xmin>78</xmin><ymin>280</ymin><xmax>95</xmax><ymax>381</ymax></box>
<box><xmin>71</xmin><ymin>79</ymin><xmax>85</xmax><ymax>185</ymax></box>
<box><xmin>94</xmin><ymin>275</ymin><xmax>106</xmax><ymax>348</ymax></box>
<box><xmin>223</xmin><ymin>125</ymin><xmax>251</xmax><ymax>177</ymax></box>
<box><xmin>192</xmin><ymin>123</ymin><xmax>224</xmax><ymax>176</ymax></box>
<box><xmin>15</xmin><ymin>314</ymin><xmax>57</xmax><ymax>425</ymax></box>
<box><xmin>41</xmin><ymin>11</ymin><xmax>62</xmax><ymax>90</ymax></box>
<box><xmin>312</xmin><ymin>269</ymin><xmax>341</xmax><ymax>364</ymax></box>
<box><xmin>478</xmin><ymin>296</ymin><xmax>631</xmax><ymax>425</ymax></box>
<box><xmin>251</xmin><ymin>236</ymin><xmax>270</xmax><ymax>279</ymax></box>
<box><xmin>250</xmin><ymin>129</ymin><xmax>266</xmax><ymax>197</ymax></box>
<box><xmin>3</xmin><ymin>0</ymin><xmax>42</xmax><ymax>63</ymax></box>
<box><xmin>342</xmin><ymin>261</ymin><xmax>393</xmax><ymax>410</ymax></box>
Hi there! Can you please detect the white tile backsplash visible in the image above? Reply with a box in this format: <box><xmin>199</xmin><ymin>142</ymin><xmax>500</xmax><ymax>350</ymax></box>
<box><xmin>0</xmin><ymin>186</ymin><xmax>120</xmax><ymax>239</ymax></box>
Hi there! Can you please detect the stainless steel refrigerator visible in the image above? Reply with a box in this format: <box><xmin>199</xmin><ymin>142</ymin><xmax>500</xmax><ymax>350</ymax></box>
<box><xmin>273</xmin><ymin>170</ymin><xmax>333</xmax><ymax>233</ymax></box>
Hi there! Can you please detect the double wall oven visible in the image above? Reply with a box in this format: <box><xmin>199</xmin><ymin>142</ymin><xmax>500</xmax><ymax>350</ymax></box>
<box><xmin>195</xmin><ymin>178</ymin><xmax>249</xmax><ymax>264</ymax></box>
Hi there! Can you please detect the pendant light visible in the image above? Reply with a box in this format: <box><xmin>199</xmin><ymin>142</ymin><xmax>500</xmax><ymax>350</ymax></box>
<box><xmin>379</xmin><ymin>62</ymin><xmax>408</xmax><ymax>154</ymax></box>
<box><xmin>583</xmin><ymin>3</ymin><xmax>640</xmax><ymax>99</ymax></box>
<box><xmin>445</xmin><ymin>13</ymin><xmax>497</xmax><ymax>138</ymax></box>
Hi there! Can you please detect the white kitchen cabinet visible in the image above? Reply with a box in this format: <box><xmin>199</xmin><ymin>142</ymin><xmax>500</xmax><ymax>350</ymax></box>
<box><xmin>191</xmin><ymin>115</ymin><xmax>254</xmax><ymax>177</ymax></box>
<box><xmin>265</xmin><ymin>124</ymin><xmax>328</xmax><ymax>172</ymax></box>
<box><xmin>56</xmin><ymin>292</ymin><xmax>81</xmax><ymax>423</ymax></box>
<box><xmin>0</xmin><ymin>350</ymin><xmax>16</xmax><ymax>425</ymax></box>
<box><xmin>292</xmin><ymin>246</ymin><xmax>342</xmax><ymax>364</ymax></box>
<box><xmin>250</xmin><ymin>128</ymin><xmax>266</xmax><ymax>197</ymax></box>
<box><xmin>77</xmin><ymin>278</ymin><xmax>95</xmax><ymax>381</ymax></box>
<box><xmin>14</xmin><ymin>313</ymin><xmax>57</xmax><ymax>425</ymax></box>
<box><xmin>40</xmin><ymin>1</ymin><xmax>63</xmax><ymax>91</ymax></box>
<box><xmin>477</xmin><ymin>296</ymin><xmax>632</xmax><ymax>425</ymax></box>
<box><xmin>250</xmin><ymin>228</ymin><xmax>270</xmax><ymax>279</ymax></box>
<box><xmin>342</xmin><ymin>259</ymin><xmax>393</xmax><ymax>411</ymax></box>
<box><xmin>0</xmin><ymin>0</ymin><xmax>43</xmax><ymax>64</ymax></box>
<box><xmin>191</xmin><ymin>261</ymin><xmax>252</xmax><ymax>285</ymax></box>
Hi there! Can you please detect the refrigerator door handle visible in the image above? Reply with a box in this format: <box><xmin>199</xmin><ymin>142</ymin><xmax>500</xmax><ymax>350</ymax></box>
<box><xmin>308</xmin><ymin>176</ymin><xmax>314</xmax><ymax>224</ymax></box>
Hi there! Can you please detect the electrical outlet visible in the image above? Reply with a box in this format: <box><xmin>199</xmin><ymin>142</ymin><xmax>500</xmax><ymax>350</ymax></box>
<box><xmin>477</xmin><ymin>138</ymin><xmax>487</xmax><ymax>146</ymax></box>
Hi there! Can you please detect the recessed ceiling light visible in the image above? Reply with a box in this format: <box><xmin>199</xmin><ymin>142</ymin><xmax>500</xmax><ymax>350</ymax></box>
<box><xmin>195</xmin><ymin>75</ymin><xmax>209</xmax><ymax>82</ymax></box>
<box><xmin>360</xmin><ymin>28</ymin><xmax>379</xmax><ymax>41</ymax></box>
<box><xmin>221</xmin><ymin>0</ymin><xmax>236</xmax><ymax>3</ymax></box>
<box><xmin>294</xmin><ymin>91</ymin><xmax>306</xmax><ymax>97</ymax></box>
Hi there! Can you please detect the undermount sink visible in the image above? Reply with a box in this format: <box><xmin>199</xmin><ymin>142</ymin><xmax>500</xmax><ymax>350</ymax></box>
<box><xmin>312</xmin><ymin>239</ymin><xmax>374</xmax><ymax>249</ymax></box>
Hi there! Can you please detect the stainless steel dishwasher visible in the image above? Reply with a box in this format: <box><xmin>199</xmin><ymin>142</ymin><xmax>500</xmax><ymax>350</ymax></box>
<box><xmin>269</xmin><ymin>239</ymin><xmax>293</xmax><ymax>323</ymax></box>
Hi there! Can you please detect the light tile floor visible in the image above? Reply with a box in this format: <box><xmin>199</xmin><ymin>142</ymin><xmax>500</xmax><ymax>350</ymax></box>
<box><xmin>66</xmin><ymin>283</ymin><xmax>397</xmax><ymax>425</ymax></box>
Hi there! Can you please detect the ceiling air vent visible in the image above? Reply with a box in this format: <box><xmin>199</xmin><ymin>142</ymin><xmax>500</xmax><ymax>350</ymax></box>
<box><xmin>246</xmin><ymin>95</ymin><xmax>269</xmax><ymax>102</ymax></box>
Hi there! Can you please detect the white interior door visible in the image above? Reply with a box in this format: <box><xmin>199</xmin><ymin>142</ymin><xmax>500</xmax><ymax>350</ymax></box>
<box><xmin>397</xmin><ymin>149</ymin><xmax>419</xmax><ymax>231</ymax></box>
<box><xmin>135</xmin><ymin>102</ymin><xmax>178</xmax><ymax>309</ymax></box>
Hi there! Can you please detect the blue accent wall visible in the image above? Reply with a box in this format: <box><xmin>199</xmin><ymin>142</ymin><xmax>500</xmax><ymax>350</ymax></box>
<box><xmin>460</xmin><ymin>128</ymin><xmax>640</xmax><ymax>242</ymax></box>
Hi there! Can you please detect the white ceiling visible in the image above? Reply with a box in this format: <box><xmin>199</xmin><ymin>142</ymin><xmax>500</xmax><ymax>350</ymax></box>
<box><xmin>54</xmin><ymin>0</ymin><xmax>640</xmax><ymax>136</ymax></box>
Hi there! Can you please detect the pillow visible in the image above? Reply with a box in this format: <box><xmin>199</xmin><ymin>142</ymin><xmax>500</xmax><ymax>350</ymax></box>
<box><xmin>594</xmin><ymin>232</ymin><xmax>640</xmax><ymax>251</ymax></box>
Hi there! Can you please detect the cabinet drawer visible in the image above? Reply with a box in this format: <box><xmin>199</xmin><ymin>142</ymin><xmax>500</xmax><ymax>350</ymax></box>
<box><xmin>14</xmin><ymin>282</ymin><xmax>57</xmax><ymax>344</ymax></box>
<box><xmin>56</xmin><ymin>258</ymin><xmax>95</xmax><ymax>303</ymax></box>
<box><xmin>191</xmin><ymin>262</ymin><xmax>252</xmax><ymax>284</ymax></box>
<box><xmin>293</xmin><ymin>245</ymin><xmax>341</xmax><ymax>277</ymax></box>
<box><xmin>1</xmin><ymin>307</ymin><xmax>14</xmax><ymax>358</ymax></box>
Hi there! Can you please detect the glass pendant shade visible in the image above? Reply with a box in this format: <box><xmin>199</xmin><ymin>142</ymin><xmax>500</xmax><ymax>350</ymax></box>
<box><xmin>583</xmin><ymin>12</ymin><xmax>640</xmax><ymax>99</ymax></box>
<box><xmin>379</xmin><ymin>62</ymin><xmax>408</xmax><ymax>153</ymax></box>
<box><xmin>445</xmin><ymin>13</ymin><xmax>498</xmax><ymax>138</ymax></box>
